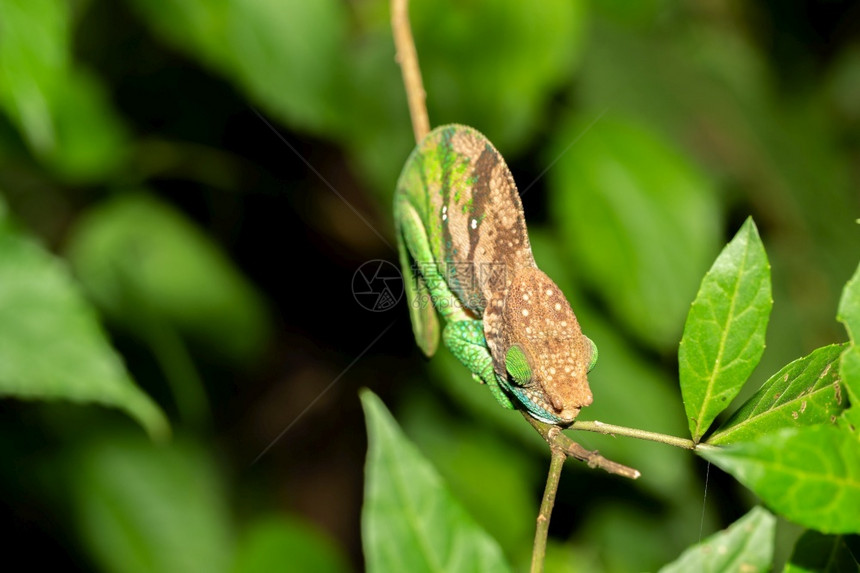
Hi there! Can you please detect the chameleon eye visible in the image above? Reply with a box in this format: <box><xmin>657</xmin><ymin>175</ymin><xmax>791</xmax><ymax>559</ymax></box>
<box><xmin>505</xmin><ymin>344</ymin><xmax>533</xmax><ymax>387</ymax></box>
<box><xmin>586</xmin><ymin>335</ymin><xmax>598</xmax><ymax>373</ymax></box>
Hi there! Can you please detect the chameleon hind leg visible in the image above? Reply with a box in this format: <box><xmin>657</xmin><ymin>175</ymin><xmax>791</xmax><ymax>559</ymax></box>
<box><xmin>396</xmin><ymin>200</ymin><xmax>513</xmax><ymax>409</ymax></box>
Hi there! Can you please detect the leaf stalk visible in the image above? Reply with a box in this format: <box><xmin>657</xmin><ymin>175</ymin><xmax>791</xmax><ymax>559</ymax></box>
<box><xmin>570</xmin><ymin>419</ymin><xmax>697</xmax><ymax>450</ymax></box>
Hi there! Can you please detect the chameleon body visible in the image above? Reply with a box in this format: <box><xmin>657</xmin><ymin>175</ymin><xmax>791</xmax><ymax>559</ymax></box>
<box><xmin>394</xmin><ymin>124</ymin><xmax>597</xmax><ymax>425</ymax></box>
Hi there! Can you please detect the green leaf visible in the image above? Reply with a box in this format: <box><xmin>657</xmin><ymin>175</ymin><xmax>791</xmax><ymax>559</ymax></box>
<box><xmin>0</xmin><ymin>210</ymin><xmax>168</xmax><ymax>439</ymax></box>
<box><xmin>125</xmin><ymin>0</ymin><xmax>348</xmax><ymax>136</ymax></box>
<box><xmin>73</xmin><ymin>436</ymin><xmax>233</xmax><ymax>573</ymax></box>
<box><xmin>701</xmin><ymin>426</ymin><xmax>860</xmax><ymax>534</ymax></box>
<box><xmin>658</xmin><ymin>506</ymin><xmax>776</xmax><ymax>573</ymax></box>
<box><xmin>399</xmin><ymin>393</ymin><xmax>536</xmax><ymax>557</ymax></box>
<box><xmin>231</xmin><ymin>516</ymin><xmax>351</xmax><ymax>573</ymax></box>
<box><xmin>838</xmin><ymin>262</ymin><xmax>860</xmax><ymax>355</ymax></box>
<box><xmin>837</xmin><ymin>262</ymin><xmax>860</xmax><ymax>434</ymax></box>
<box><xmin>410</xmin><ymin>0</ymin><xmax>586</xmax><ymax>153</ymax></box>
<box><xmin>679</xmin><ymin>217</ymin><xmax>773</xmax><ymax>441</ymax></box>
<box><xmin>229</xmin><ymin>0</ymin><xmax>348</xmax><ymax>135</ymax></box>
<box><xmin>708</xmin><ymin>344</ymin><xmax>848</xmax><ymax>446</ymax></box>
<box><xmin>122</xmin><ymin>0</ymin><xmax>232</xmax><ymax>66</ymax></box>
<box><xmin>66</xmin><ymin>192</ymin><xmax>269</xmax><ymax>364</ymax></box>
<box><xmin>548</xmin><ymin>114</ymin><xmax>722</xmax><ymax>350</ymax></box>
<box><xmin>839</xmin><ymin>345</ymin><xmax>860</xmax><ymax>435</ymax></box>
<box><xmin>360</xmin><ymin>389</ymin><xmax>511</xmax><ymax>573</ymax></box>
<box><xmin>784</xmin><ymin>530</ymin><xmax>860</xmax><ymax>572</ymax></box>
<box><xmin>0</xmin><ymin>0</ymin><xmax>127</xmax><ymax>180</ymax></box>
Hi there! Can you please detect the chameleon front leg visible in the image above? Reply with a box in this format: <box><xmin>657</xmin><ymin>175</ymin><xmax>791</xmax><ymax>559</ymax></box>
<box><xmin>443</xmin><ymin>320</ymin><xmax>514</xmax><ymax>410</ymax></box>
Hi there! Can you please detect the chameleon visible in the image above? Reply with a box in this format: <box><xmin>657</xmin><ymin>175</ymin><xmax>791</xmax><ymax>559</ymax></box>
<box><xmin>394</xmin><ymin>124</ymin><xmax>597</xmax><ymax>425</ymax></box>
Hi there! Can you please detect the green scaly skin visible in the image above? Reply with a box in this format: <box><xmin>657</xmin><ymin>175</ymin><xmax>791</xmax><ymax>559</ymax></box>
<box><xmin>394</xmin><ymin>124</ymin><xmax>597</xmax><ymax>425</ymax></box>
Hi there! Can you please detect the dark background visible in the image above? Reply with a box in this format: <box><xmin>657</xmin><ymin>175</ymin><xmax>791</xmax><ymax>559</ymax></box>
<box><xmin>1</xmin><ymin>0</ymin><xmax>858</xmax><ymax>571</ymax></box>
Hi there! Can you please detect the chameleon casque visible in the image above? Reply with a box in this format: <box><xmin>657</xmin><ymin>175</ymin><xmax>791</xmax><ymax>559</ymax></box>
<box><xmin>394</xmin><ymin>124</ymin><xmax>597</xmax><ymax>425</ymax></box>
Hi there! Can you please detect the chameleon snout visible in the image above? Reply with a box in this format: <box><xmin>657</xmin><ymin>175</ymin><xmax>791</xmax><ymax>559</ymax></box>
<box><xmin>546</xmin><ymin>387</ymin><xmax>590</xmax><ymax>424</ymax></box>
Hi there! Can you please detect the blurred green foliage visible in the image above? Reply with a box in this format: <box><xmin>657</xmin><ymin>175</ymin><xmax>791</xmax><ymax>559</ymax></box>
<box><xmin>72</xmin><ymin>436</ymin><xmax>233</xmax><ymax>573</ymax></box>
<box><xmin>66</xmin><ymin>192</ymin><xmax>269</xmax><ymax>366</ymax></box>
<box><xmin>0</xmin><ymin>195</ymin><xmax>168</xmax><ymax>439</ymax></box>
<box><xmin>784</xmin><ymin>530</ymin><xmax>860</xmax><ymax>572</ymax></box>
<box><xmin>549</xmin><ymin>114</ymin><xmax>721</xmax><ymax>350</ymax></box>
<box><xmin>0</xmin><ymin>0</ymin><xmax>128</xmax><ymax>179</ymax></box>
<box><xmin>361</xmin><ymin>390</ymin><xmax>511</xmax><ymax>573</ymax></box>
<box><xmin>658</xmin><ymin>506</ymin><xmax>776</xmax><ymax>572</ymax></box>
<box><xmin>231</xmin><ymin>515</ymin><xmax>351</xmax><ymax>573</ymax></box>
<box><xmin>0</xmin><ymin>0</ymin><xmax>858</xmax><ymax>571</ymax></box>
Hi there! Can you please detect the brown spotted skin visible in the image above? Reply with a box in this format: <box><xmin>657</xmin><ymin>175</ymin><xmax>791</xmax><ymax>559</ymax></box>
<box><xmin>497</xmin><ymin>268</ymin><xmax>593</xmax><ymax>421</ymax></box>
<box><xmin>395</xmin><ymin>124</ymin><xmax>593</xmax><ymax>423</ymax></box>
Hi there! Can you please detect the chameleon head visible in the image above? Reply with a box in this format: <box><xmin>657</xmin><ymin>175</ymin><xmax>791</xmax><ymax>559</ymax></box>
<box><xmin>497</xmin><ymin>268</ymin><xmax>594</xmax><ymax>425</ymax></box>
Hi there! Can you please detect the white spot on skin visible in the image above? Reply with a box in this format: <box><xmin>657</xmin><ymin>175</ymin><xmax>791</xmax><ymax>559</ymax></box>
<box><xmin>560</xmin><ymin>321</ymin><xmax>567</xmax><ymax>327</ymax></box>
<box><xmin>523</xmin><ymin>294</ymin><xmax>529</xmax><ymax>301</ymax></box>
<box><xmin>522</xmin><ymin>309</ymin><xmax>529</xmax><ymax>317</ymax></box>
<box><xmin>554</xmin><ymin>303</ymin><xmax>561</xmax><ymax>311</ymax></box>
<box><xmin>546</xmin><ymin>289</ymin><xmax>553</xmax><ymax>296</ymax></box>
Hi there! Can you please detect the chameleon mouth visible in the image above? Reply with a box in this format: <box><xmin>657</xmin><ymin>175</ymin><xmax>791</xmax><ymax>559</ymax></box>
<box><xmin>515</xmin><ymin>385</ymin><xmax>578</xmax><ymax>425</ymax></box>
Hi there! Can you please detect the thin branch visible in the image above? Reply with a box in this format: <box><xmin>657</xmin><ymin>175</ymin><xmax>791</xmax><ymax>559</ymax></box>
<box><xmin>391</xmin><ymin>0</ymin><xmax>430</xmax><ymax>143</ymax></box>
<box><xmin>522</xmin><ymin>413</ymin><xmax>641</xmax><ymax>480</ymax></box>
<box><xmin>570</xmin><ymin>419</ymin><xmax>697</xmax><ymax>450</ymax></box>
<box><xmin>390</xmin><ymin>5</ymin><xmax>652</xmax><ymax>572</ymax></box>
<box><xmin>530</xmin><ymin>444</ymin><xmax>565</xmax><ymax>573</ymax></box>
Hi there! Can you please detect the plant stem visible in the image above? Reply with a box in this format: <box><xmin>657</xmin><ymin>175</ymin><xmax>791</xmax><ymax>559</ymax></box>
<box><xmin>392</xmin><ymin>0</ymin><xmax>430</xmax><ymax>143</ymax></box>
<box><xmin>570</xmin><ymin>420</ymin><xmax>696</xmax><ymax>450</ymax></box>
<box><xmin>118</xmin><ymin>261</ymin><xmax>210</xmax><ymax>430</ymax></box>
<box><xmin>145</xmin><ymin>319</ymin><xmax>210</xmax><ymax>430</ymax></box>
<box><xmin>522</xmin><ymin>413</ymin><xmax>640</xmax><ymax>479</ymax></box>
<box><xmin>530</xmin><ymin>442</ymin><xmax>565</xmax><ymax>573</ymax></box>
